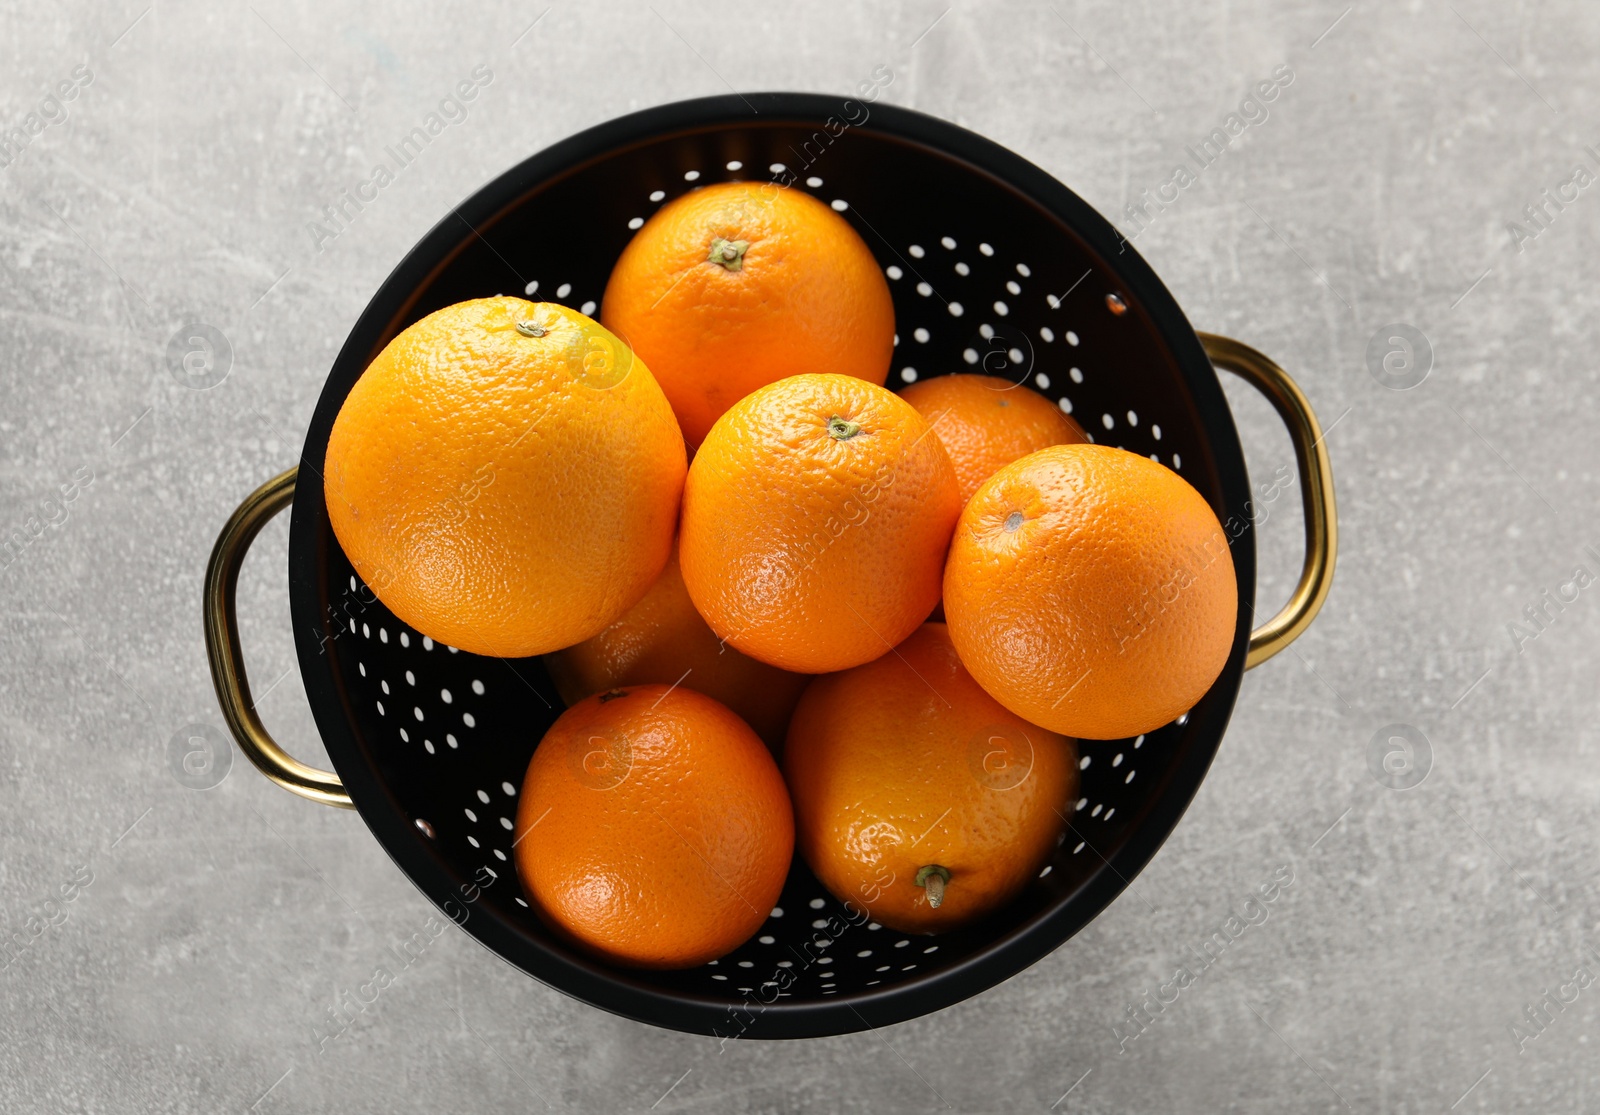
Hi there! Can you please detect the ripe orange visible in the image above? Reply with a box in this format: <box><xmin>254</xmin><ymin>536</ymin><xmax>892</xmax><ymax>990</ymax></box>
<box><xmin>944</xmin><ymin>444</ymin><xmax>1237</xmax><ymax>740</ymax></box>
<box><xmin>324</xmin><ymin>298</ymin><xmax>685</xmax><ymax>658</ymax></box>
<box><xmin>513</xmin><ymin>685</ymin><xmax>793</xmax><ymax>969</ymax></box>
<box><xmin>784</xmin><ymin>624</ymin><xmax>1077</xmax><ymax>934</ymax></box>
<box><xmin>601</xmin><ymin>181</ymin><xmax>894</xmax><ymax>446</ymax></box>
<box><xmin>679</xmin><ymin>374</ymin><xmax>962</xmax><ymax>674</ymax></box>
<box><xmin>542</xmin><ymin>546</ymin><xmax>809</xmax><ymax>750</ymax></box>
<box><xmin>898</xmin><ymin>373</ymin><xmax>1087</xmax><ymax>505</ymax></box>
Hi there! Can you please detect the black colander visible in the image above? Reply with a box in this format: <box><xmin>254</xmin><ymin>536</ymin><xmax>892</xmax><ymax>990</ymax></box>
<box><xmin>203</xmin><ymin>93</ymin><xmax>1336</xmax><ymax>1039</ymax></box>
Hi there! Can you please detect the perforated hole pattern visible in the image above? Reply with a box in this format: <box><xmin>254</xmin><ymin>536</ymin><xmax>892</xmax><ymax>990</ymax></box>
<box><xmin>298</xmin><ymin>104</ymin><xmax>1248</xmax><ymax>1027</ymax></box>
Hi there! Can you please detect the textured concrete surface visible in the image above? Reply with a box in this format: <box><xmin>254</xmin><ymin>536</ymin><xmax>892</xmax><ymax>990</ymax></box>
<box><xmin>3</xmin><ymin>1</ymin><xmax>1599</xmax><ymax>1111</ymax></box>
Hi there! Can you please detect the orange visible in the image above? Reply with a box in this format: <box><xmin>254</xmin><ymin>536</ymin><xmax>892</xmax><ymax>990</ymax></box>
<box><xmin>898</xmin><ymin>373</ymin><xmax>1087</xmax><ymax>505</ymax></box>
<box><xmin>944</xmin><ymin>444</ymin><xmax>1237</xmax><ymax>740</ymax></box>
<box><xmin>542</xmin><ymin>546</ymin><xmax>809</xmax><ymax>750</ymax></box>
<box><xmin>324</xmin><ymin>298</ymin><xmax>686</xmax><ymax>658</ymax></box>
<box><xmin>601</xmin><ymin>181</ymin><xmax>894</xmax><ymax>446</ymax></box>
<box><xmin>784</xmin><ymin>624</ymin><xmax>1077</xmax><ymax>934</ymax></box>
<box><xmin>513</xmin><ymin>684</ymin><xmax>793</xmax><ymax>969</ymax></box>
<box><xmin>679</xmin><ymin>374</ymin><xmax>961</xmax><ymax>674</ymax></box>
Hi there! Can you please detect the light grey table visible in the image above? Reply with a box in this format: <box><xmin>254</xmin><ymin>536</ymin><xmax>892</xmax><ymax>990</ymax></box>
<box><xmin>3</xmin><ymin>1</ymin><xmax>1596</xmax><ymax>1111</ymax></box>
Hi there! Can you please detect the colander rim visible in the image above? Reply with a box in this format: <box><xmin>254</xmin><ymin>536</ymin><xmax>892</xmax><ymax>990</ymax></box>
<box><xmin>287</xmin><ymin>90</ymin><xmax>1255</xmax><ymax>1038</ymax></box>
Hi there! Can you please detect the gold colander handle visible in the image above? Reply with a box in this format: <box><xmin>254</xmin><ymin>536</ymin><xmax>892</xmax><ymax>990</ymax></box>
<box><xmin>1200</xmin><ymin>333</ymin><xmax>1338</xmax><ymax>669</ymax></box>
<box><xmin>203</xmin><ymin>466</ymin><xmax>352</xmax><ymax>808</ymax></box>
